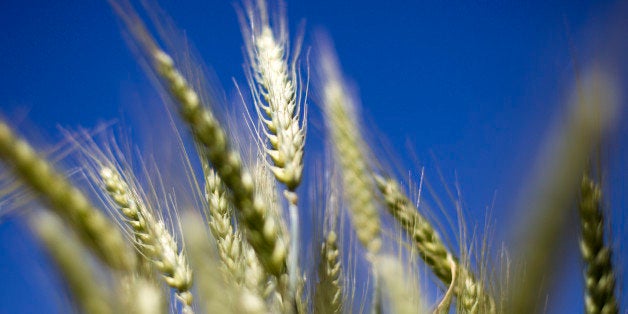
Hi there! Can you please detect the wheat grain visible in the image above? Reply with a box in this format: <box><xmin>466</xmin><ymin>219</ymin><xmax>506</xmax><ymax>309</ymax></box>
<box><xmin>510</xmin><ymin>67</ymin><xmax>619</xmax><ymax>314</ymax></box>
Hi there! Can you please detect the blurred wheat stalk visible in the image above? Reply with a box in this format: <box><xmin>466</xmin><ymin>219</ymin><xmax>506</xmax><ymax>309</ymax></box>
<box><xmin>0</xmin><ymin>0</ymin><xmax>622</xmax><ymax>313</ymax></box>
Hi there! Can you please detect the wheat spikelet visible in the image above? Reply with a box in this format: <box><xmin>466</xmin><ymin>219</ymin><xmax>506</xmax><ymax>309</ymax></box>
<box><xmin>314</xmin><ymin>231</ymin><xmax>343</xmax><ymax>314</ymax></box>
<box><xmin>0</xmin><ymin>121</ymin><xmax>135</xmax><ymax>271</ymax></box>
<box><xmin>579</xmin><ymin>173</ymin><xmax>618</xmax><ymax>314</ymax></box>
<box><xmin>31</xmin><ymin>212</ymin><xmax>113</xmax><ymax>314</ymax></box>
<box><xmin>320</xmin><ymin>52</ymin><xmax>382</xmax><ymax>255</ymax></box>
<box><xmin>99</xmin><ymin>167</ymin><xmax>194</xmax><ymax>312</ymax></box>
<box><xmin>374</xmin><ymin>175</ymin><xmax>494</xmax><ymax>313</ymax></box>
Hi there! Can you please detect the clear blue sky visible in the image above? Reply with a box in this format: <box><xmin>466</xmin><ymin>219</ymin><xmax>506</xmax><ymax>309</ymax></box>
<box><xmin>1</xmin><ymin>0</ymin><xmax>626</xmax><ymax>313</ymax></box>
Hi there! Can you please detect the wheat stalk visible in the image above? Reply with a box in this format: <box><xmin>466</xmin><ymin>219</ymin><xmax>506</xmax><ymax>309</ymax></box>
<box><xmin>0</xmin><ymin>121</ymin><xmax>135</xmax><ymax>271</ymax></box>
<box><xmin>109</xmin><ymin>1</ymin><xmax>289</xmax><ymax>277</ymax></box>
<box><xmin>99</xmin><ymin>166</ymin><xmax>194</xmax><ymax>312</ymax></box>
<box><xmin>579</xmin><ymin>173</ymin><xmax>618</xmax><ymax>314</ymax></box>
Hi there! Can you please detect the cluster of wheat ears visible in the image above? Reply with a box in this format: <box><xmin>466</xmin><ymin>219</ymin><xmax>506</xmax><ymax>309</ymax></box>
<box><xmin>0</xmin><ymin>1</ymin><xmax>622</xmax><ymax>313</ymax></box>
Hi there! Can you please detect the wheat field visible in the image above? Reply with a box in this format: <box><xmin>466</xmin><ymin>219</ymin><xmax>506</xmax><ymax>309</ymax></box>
<box><xmin>0</xmin><ymin>1</ymin><xmax>627</xmax><ymax>313</ymax></box>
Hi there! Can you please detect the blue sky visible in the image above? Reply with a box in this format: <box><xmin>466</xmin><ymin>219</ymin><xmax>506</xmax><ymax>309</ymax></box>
<box><xmin>1</xmin><ymin>0</ymin><xmax>627</xmax><ymax>313</ymax></box>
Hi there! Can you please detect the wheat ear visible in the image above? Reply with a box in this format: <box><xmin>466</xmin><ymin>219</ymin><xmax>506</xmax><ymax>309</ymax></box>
<box><xmin>320</xmin><ymin>55</ymin><xmax>382</xmax><ymax>256</ymax></box>
<box><xmin>204</xmin><ymin>166</ymin><xmax>265</xmax><ymax>296</ymax></box>
<box><xmin>182</xmin><ymin>212</ymin><xmax>268</xmax><ymax>314</ymax></box>
<box><xmin>150</xmin><ymin>49</ymin><xmax>288</xmax><ymax>278</ymax></box>
<box><xmin>579</xmin><ymin>173</ymin><xmax>618</xmax><ymax>314</ymax></box>
<box><xmin>0</xmin><ymin>121</ymin><xmax>135</xmax><ymax>271</ymax></box>
<box><xmin>31</xmin><ymin>212</ymin><xmax>113</xmax><ymax>314</ymax></box>
<box><xmin>245</xmin><ymin>0</ymin><xmax>305</xmax><ymax>192</ymax></box>
<box><xmin>99</xmin><ymin>167</ymin><xmax>194</xmax><ymax>312</ymax></box>
<box><xmin>374</xmin><ymin>175</ymin><xmax>494</xmax><ymax>313</ymax></box>
<box><xmin>244</xmin><ymin>0</ymin><xmax>306</xmax><ymax>299</ymax></box>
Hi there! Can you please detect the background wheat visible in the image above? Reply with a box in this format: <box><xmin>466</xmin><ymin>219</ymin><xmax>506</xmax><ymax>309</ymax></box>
<box><xmin>0</xmin><ymin>1</ymin><xmax>627</xmax><ymax>313</ymax></box>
